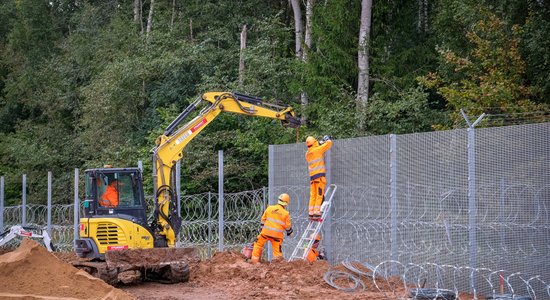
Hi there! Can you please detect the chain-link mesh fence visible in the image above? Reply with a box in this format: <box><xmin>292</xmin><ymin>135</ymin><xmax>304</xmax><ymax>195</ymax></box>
<box><xmin>1</xmin><ymin>122</ymin><xmax>549</xmax><ymax>297</ymax></box>
<box><xmin>1</xmin><ymin>188</ymin><xmax>268</xmax><ymax>255</ymax></box>
<box><xmin>275</xmin><ymin>122</ymin><xmax>550</xmax><ymax>298</ymax></box>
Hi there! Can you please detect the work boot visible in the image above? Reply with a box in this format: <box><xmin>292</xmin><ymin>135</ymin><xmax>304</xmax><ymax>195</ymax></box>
<box><xmin>312</xmin><ymin>213</ymin><xmax>321</xmax><ymax>221</ymax></box>
<box><xmin>271</xmin><ymin>256</ymin><xmax>284</xmax><ymax>263</ymax></box>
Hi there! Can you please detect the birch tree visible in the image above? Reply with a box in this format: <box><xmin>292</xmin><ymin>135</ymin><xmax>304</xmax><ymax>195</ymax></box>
<box><xmin>134</xmin><ymin>0</ymin><xmax>143</xmax><ymax>33</ymax></box>
<box><xmin>146</xmin><ymin>0</ymin><xmax>155</xmax><ymax>35</ymax></box>
<box><xmin>239</xmin><ymin>24</ymin><xmax>247</xmax><ymax>87</ymax></box>
<box><xmin>299</xmin><ymin>0</ymin><xmax>314</xmax><ymax>125</ymax></box>
<box><xmin>357</xmin><ymin>0</ymin><xmax>372</xmax><ymax>128</ymax></box>
<box><xmin>291</xmin><ymin>0</ymin><xmax>307</xmax><ymax>124</ymax></box>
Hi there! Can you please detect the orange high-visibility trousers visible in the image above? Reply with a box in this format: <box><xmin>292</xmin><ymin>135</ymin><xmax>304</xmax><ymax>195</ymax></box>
<box><xmin>251</xmin><ymin>234</ymin><xmax>283</xmax><ymax>263</ymax></box>
<box><xmin>309</xmin><ymin>176</ymin><xmax>326</xmax><ymax>216</ymax></box>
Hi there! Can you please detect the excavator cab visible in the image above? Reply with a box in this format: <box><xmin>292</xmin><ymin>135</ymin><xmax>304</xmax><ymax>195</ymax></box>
<box><xmin>76</xmin><ymin>167</ymin><xmax>153</xmax><ymax>260</ymax></box>
<box><xmin>75</xmin><ymin>167</ymin><xmax>194</xmax><ymax>285</ymax></box>
<box><xmin>83</xmin><ymin>168</ymin><xmax>147</xmax><ymax>226</ymax></box>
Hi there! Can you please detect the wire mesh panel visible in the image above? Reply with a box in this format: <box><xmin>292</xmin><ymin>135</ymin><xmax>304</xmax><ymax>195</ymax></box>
<box><xmin>396</xmin><ymin>129</ymin><xmax>470</xmax><ymax>292</ymax></box>
<box><xmin>270</xmin><ymin>123</ymin><xmax>550</xmax><ymax>298</ymax></box>
<box><xmin>270</xmin><ymin>142</ymin><xmax>312</xmax><ymax>259</ymax></box>
<box><xmin>330</xmin><ymin>135</ymin><xmax>392</xmax><ymax>264</ymax></box>
<box><xmin>474</xmin><ymin>123</ymin><xmax>550</xmax><ymax>295</ymax></box>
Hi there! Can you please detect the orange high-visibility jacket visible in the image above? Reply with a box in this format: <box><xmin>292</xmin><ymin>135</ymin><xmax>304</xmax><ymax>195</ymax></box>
<box><xmin>100</xmin><ymin>185</ymin><xmax>119</xmax><ymax>207</ymax></box>
<box><xmin>306</xmin><ymin>248</ymin><xmax>319</xmax><ymax>262</ymax></box>
<box><xmin>305</xmin><ymin>140</ymin><xmax>333</xmax><ymax>180</ymax></box>
<box><xmin>260</xmin><ymin>204</ymin><xmax>292</xmax><ymax>239</ymax></box>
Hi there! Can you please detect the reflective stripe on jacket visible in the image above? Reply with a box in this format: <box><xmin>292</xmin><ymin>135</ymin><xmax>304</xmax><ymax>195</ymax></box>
<box><xmin>305</xmin><ymin>140</ymin><xmax>333</xmax><ymax>180</ymax></box>
<box><xmin>260</xmin><ymin>204</ymin><xmax>292</xmax><ymax>239</ymax></box>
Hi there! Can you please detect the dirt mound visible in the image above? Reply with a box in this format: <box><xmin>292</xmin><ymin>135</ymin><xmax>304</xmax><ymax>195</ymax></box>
<box><xmin>123</xmin><ymin>251</ymin><xmax>395</xmax><ymax>299</ymax></box>
<box><xmin>0</xmin><ymin>238</ymin><xmax>134</xmax><ymax>300</ymax></box>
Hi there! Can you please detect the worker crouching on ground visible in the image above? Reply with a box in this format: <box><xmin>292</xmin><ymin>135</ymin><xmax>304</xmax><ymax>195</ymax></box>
<box><xmin>305</xmin><ymin>135</ymin><xmax>333</xmax><ymax>220</ymax></box>
<box><xmin>251</xmin><ymin>193</ymin><xmax>293</xmax><ymax>263</ymax></box>
<box><xmin>306</xmin><ymin>233</ymin><xmax>325</xmax><ymax>262</ymax></box>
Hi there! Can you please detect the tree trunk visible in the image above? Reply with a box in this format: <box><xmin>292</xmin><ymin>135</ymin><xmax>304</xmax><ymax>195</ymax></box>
<box><xmin>146</xmin><ymin>0</ymin><xmax>155</xmax><ymax>35</ymax></box>
<box><xmin>290</xmin><ymin>0</ymin><xmax>303</xmax><ymax>60</ymax></box>
<box><xmin>357</xmin><ymin>0</ymin><xmax>373</xmax><ymax>129</ymax></box>
<box><xmin>303</xmin><ymin>0</ymin><xmax>314</xmax><ymax>61</ymax></box>
<box><xmin>239</xmin><ymin>24</ymin><xmax>247</xmax><ymax>87</ymax></box>
<box><xmin>291</xmin><ymin>0</ymin><xmax>307</xmax><ymax>125</ymax></box>
<box><xmin>170</xmin><ymin>0</ymin><xmax>176</xmax><ymax>31</ymax></box>
<box><xmin>134</xmin><ymin>0</ymin><xmax>143</xmax><ymax>33</ymax></box>
<box><xmin>300</xmin><ymin>0</ymin><xmax>314</xmax><ymax>125</ymax></box>
<box><xmin>417</xmin><ymin>0</ymin><xmax>428</xmax><ymax>33</ymax></box>
<box><xmin>189</xmin><ymin>18</ymin><xmax>193</xmax><ymax>41</ymax></box>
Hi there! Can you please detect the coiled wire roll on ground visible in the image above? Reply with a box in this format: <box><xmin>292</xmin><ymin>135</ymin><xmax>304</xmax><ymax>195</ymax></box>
<box><xmin>323</xmin><ymin>270</ymin><xmax>366</xmax><ymax>292</ymax></box>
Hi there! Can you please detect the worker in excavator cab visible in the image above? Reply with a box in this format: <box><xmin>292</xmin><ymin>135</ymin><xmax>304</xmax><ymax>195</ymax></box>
<box><xmin>99</xmin><ymin>179</ymin><xmax>119</xmax><ymax>207</ymax></box>
<box><xmin>251</xmin><ymin>193</ymin><xmax>293</xmax><ymax>263</ymax></box>
<box><xmin>305</xmin><ymin>135</ymin><xmax>333</xmax><ymax>220</ymax></box>
<box><xmin>306</xmin><ymin>233</ymin><xmax>325</xmax><ymax>262</ymax></box>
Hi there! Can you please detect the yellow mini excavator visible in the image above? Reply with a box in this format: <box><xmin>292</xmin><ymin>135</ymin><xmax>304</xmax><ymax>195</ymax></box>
<box><xmin>73</xmin><ymin>92</ymin><xmax>300</xmax><ymax>284</ymax></box>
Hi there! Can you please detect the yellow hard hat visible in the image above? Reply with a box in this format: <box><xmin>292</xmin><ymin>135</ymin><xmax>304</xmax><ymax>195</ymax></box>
<box><xmin>278</xmin><ymin>193</ymin><xmax>291</xmax><ymax>206</ymax></box>
<box><xmin>306</xmin><ymin>136</ymin><xmax>317</xmax><ymax>147</ymax></box>
<box><xmin>311</xmin><ymin>233</ymin><xmax>321</xmax><ymax>242</ymax></box>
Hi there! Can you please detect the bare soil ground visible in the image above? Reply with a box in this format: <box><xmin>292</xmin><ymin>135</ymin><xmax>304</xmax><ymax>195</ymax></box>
<box><xmin>1</xmin><ymin>241</ymin><xmax>480</xmax><ymax>300</ymax></box>
<box><xmin>121</xmin><ymin>251</ymin><xmax>396</xmax><ymax>300</ymax></box>
<box><xmin>0</xmin><ymin>239</ymin><xmax>133</xmax><ymax>300</ymax></box>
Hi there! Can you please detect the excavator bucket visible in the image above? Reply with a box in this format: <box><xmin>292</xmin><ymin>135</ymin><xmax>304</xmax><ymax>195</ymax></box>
<box><xmin>105</xmin><ymin>247</ymin><xmax>198</xmax><ymax>283</ymax></box>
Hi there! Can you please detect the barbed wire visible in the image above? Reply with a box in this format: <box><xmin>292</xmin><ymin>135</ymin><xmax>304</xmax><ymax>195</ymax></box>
<box><xmin>325</xmin><ymin>260</ymin><xmax>550</xmax><ymax>299</ymax></box>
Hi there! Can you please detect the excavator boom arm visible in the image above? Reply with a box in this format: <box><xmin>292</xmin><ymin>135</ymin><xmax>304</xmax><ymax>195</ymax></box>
<box><xmin>152</xmin><ymin>92</ymin><xmax>299</xmax><ymax>246</ymax></box>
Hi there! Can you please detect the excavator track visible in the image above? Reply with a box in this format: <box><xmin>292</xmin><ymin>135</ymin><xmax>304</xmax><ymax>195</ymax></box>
<box><xmin>74</xmin><ymin>247</ymin><xmax>198</xmax><ymax>285</ymax></box>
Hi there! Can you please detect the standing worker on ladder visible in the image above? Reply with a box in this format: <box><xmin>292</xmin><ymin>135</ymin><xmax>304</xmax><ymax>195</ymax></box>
<box><xmin>305</xmin><ymin>135</ymin><xmax>333</xmax><ymax>221</ymax></box>
<box><xmin>251</xmin><ymin>193</ymin><xmax>293</xmax><ymax>263</ymax></box>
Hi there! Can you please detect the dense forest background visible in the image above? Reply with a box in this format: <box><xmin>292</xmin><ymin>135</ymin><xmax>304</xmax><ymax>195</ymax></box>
<box><xmin>0</xmin><ymin>0</ymin><xmax>548</xmax><ymax>204</ymax></box>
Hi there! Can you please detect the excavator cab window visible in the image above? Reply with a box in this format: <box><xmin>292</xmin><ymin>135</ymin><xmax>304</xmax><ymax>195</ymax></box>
<box><xmin>84</xmin><ymin>170</ymin><xmax>145</xmax><ymax>212</ymax></box>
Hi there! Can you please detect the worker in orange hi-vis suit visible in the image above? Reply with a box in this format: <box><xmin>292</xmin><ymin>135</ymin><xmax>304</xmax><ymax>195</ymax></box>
<box><xmin>306</xmin><ymin>233</ymin><xmax>323</xmax><ymax>262</ymax></box>
<box><xmin>100</xmin><ymin>180</ymin><xmax>119</xmax><ymax>207</ymax></box>
<box><xmin>305</xmin><ymin>135</ymin><xmax>333</xmax><ymax>220</ymax></box>
<box><xmin>251</xmin><ymin>193</ymin><xmax>293</xmax><ymax>264</ymax></box>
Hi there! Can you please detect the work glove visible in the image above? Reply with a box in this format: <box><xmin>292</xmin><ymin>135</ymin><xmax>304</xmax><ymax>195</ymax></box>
<box><xmin>320</xmin><ymin>201</ymin><xmax>329</xmax><ymax>214</ymax></box>
<box><xmin>322</xmin><ymin>135</ymin><xmax>332</xmax><ymax>142</ymax></box>
<box><xmin>286</xmin><ymin>227</ymin><xmax>293</xmax><ymax>237</ymax></box>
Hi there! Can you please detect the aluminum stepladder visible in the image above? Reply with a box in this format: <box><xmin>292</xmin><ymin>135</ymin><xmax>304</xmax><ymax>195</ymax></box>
<box><xmin>288</xmin><ymin>184</ymin><xmax>337</xmax><ymax>262</ymax></box>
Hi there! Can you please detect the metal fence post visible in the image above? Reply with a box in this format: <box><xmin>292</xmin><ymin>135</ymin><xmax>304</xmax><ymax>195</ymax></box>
<box><xmin>390</xmin><ymin>134</ymin><xmax>398</xmax><ymax>269</ymax></box>
<box><xmin>73</xmin><ymin>168</ymin><xmax>79</xmax><ymax>247</ymax></box>
<box><xmin>262</xmin><ymin>186</ymin><xmax>267</xmax><ymax>211</ymax></box>
<box><xmin>324</xmin><ymin>147</ymin><xmax>333</xmax><ymax>262</ymax></box>
<box><xmin>47</xmin><ymin>172</ymin><xmax>52</xmax><ymax>236</ymax></box>
<box><xmin>22</xmin><ymin>174</ymin><xmax>26</xmax><ymax>226</ymax></box>
<box><xmin>218</xmin><ymin>150</ymin><xmax>224</xmax><ymax>252</ymax></box>
<box><xmin>267</xmin><ymin>145</ymin><xmax>274</xmax><ymax>261</ymax></box>
<box><xmin>208</xmin><ymin>191</ymin><xmax>212</xmax><ymax>258</ymax></box>
<box><xmin>0</xmin><ymin>176</ymin><xmax>4</xmax><ymax>231</ymax></box>
<box><xmin>461</xmin><ymin>109</ymin><xmax>485</xmax><ymax>292</ymax></box>
<box><xmin>499</xmin><ymin>178</ymin><xmax>505</xmax><ymax>271</ymax></box>
<box><xmin>137</xmin><ymin>160</ymin><xmax>143</xmax><ymax>172</ymax></box>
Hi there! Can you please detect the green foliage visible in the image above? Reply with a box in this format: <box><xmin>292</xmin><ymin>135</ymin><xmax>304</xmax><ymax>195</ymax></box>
<box><xmin>366</xmin><ymin>87</ymin><xmax>448</xmax><ymax>135</ymax></box>
<box><xmin>419</xmin><ymin>9</ymin><xmax>545</xmax><ymax>126</ymax></box>
<box><xmin>521</xmin><ymin>2</ymin><xmax>550</xmax><ymax>103</ymax></box>
<box><xmin>0</xmin><ymin>0</ymin><xmax>548</xmax><ymax>204</ymax></box>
